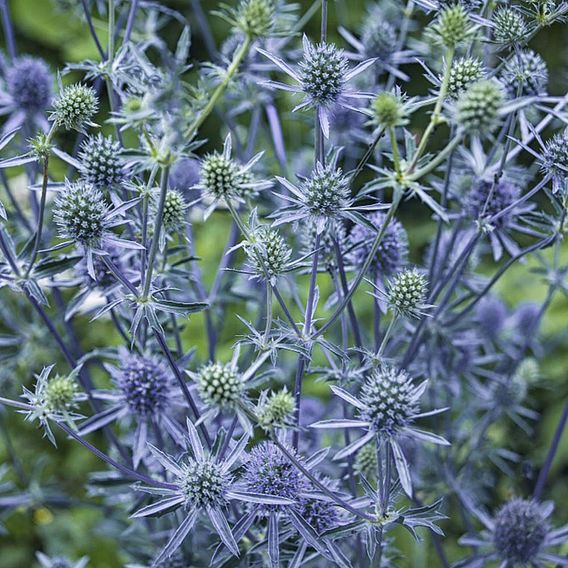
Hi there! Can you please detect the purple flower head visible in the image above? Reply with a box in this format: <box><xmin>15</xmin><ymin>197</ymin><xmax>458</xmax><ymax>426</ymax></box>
<box><xmin>115</xmin><ymin>351</ymin><xmax>173</xmax><ymax>417</ymax></box>
<box><xmin>347</xmin><ymin>212</ymin><xmax>408</xmax><ymax>277</ymax></box>
<box><xmin>465</xmin><ymin>178</ymin><xmax>520</xmax><ymax>228</ymax></box>
<box><xmin>493</xmin><ymin>499</ymin><xmax>549</xmax><ymax>564</ymax></box>
<box><xmin>513</xmin><ymin>302</ymin><xmax>541</xmax><ymax>334</ymax></box>
<box><xmin>541</xmin><ymin>128</ymin><xmax>568</xmax><ymax>195</ymax></box>
<box><xmin>6</xmin><ymin>56</ymin><xmax>52</xmax><ymax>113</ymax></box>
<box><xmin>297</xmin><ymin>475</ymin><xmax>340</xmax><ymax>534</ymax></box>
<box><xmin>169</xmin><ymin>157</ymin><xmax>201</xmax><ymax>196</ymax></box>
<box><xmin>475</xmin><ymin>296</ymin><xmax>507</xmax><ymax>340</ymax></box>
<box><xmin>243</xmin><ymin>442</ymin><xmax>304</xmax><ymax>515</ymax></box>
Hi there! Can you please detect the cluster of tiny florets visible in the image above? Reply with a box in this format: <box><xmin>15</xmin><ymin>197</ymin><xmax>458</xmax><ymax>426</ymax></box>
<box><xmin>354</xmin><ymin>444</ymin><xmax>378</xmax><ymax>478</ymax></box>
<box><xmin>235</xmin><ymin>0</ymin><xmax>275</xmax><ymax>38</ymax></box>
<box><xmin>501</xmin><ymin>50</ymin><xmax>548</xmax><ymax>97</ymax></box>
<box><xmin>359</xmin><ymin>366</ymin><xmax>419</xmax><ymax>436</ymax></box>
<box><xmin>200</xmin><ymin>152</ymin><xmax>239</xmax><ymax>198</ymax></box>
<box><xmin>465</xmin><ymin>179</ymin><xmax>520</xmax><ymax>227</ymax></box>
<box><xmin>180</xmin><ymin>459</ymin><xmax>229</xmax><ymax>509</ymax></box>
<box><xmin>541</xmin><ymin>129</ymin><xmax>568</xmax><ymax>194</ymax></box>
<box><xmin>161</xmin><ymin>190</ymin><xmax>187</xmax><ymax>232</ymax></box>
<box><xmin>52</xmin><ymin>83</ymin><xmax>98</xmax><ymax>131</ymax></box>
<box><xmin>243</xmin><ymin>442</ymin><xmax>302</xmax><ymax>514</ymax></box>
<box><xmin>246</xmin><ymin>226</ymin><xmax>292</xmax><ymax>281</ymax></box>
<box><xmin>492</xmin><ymin>377</ymin><xmax>527</xmax><ymax>408</ymax></box>
<box><xmin>387</xmin><ymin>268</ymin><xmax>428</xmax><ymax>318</ymax></box>
<box><xmin>476</xmin><ymin>296</ymin><xmax>507</xmax><ymax>340</ymax></box>
<box><xmin>53</xmin><ymin>182</ymin><xmax>107</xmax><ymax>246</ymax></box>
<box><xmin>170</xmin><ymin>158</ymin><xmax>201</xmax><ymax>194</ymax></box>
<box><xmin>79</xmin><ymin>133</ymin><xmax>125</xmax><ymax>189</ymax></box>
<box><xmin>116</xmin><ymin>353</ymin><xmax>172</xmax><ymax>416</ymax></box>
<box><xmin>447</xmin><ymin>57</ymin><xmax>484</xmax><ymax>100</ymax></box>
<box><xmin>348</xmin><ymin>212</ymin><xmax>408</xmax><ymax>277</ymax></box>
<box><xmin>256</xmin><ymin>389</ymin><xmax>296</xmax><ymax>429</ymax></box>
<box><xmin>6</xmin><ymin>56</ymin><xmax>52</xmax><ymax>112</ymax></box>
<box><xmin>299</xmin><ymin>41</ymin><xmax>348</xmax><ymax>107</ymax></box>
<box><xmin>196</xmin><ymin>362</ymin><xmax>243</xmax><ymax>409</ymax></box>
<box><xmin>493</xmin><ymin>499</ymin><xmax>549</xmax><ymax>563</ymax></box>
<box><xmin>304</xmin><ymin>163</ymin><xmax>350</xmax><ymax>216</ymax></box>
<box><xmin>432</xmin><ymin>5</ymin><xmax>472</xmax><ymax>48</ymax></box>
<box><xmin>44</xmin><ymin>375</ymin><xmax>79</xmax><ymax>413</ymax></box>
<box><xmin>456</xmin><ymin>79</ymin><xmax>504</xmax><ymax>134</ymax></box>
<box><xmin>361</xmin><ymin>14</ymin><xmax>397</xmax><ymax>62</ymax></box>
<box><xmin>371</xmin><ymin>91</ymin><xmax>408</xmax><ymax>128</ymax></box>
<box><xmin>492</xmin><ymin>7</ymin><xmax>528</xmax><ymax>45</ymax></box>
<box><xmin>297</xmin><ymin>477</ymin><xmax>340</xmax><ymax>534</ymax></box>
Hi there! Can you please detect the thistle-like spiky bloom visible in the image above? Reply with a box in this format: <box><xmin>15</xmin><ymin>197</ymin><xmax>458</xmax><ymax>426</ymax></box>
<box><xmin>447</xmin><ymin>57</ymin><xmax>484</xmax><ymax>99</ymax></box>
<box><xmin>51</xmin><ymin>83</ymin><xmax>98</xmax><ymax>131</ymax></box>
<box><xmin>235</xmin><ymin>0</ymin><xmax>275</xmax><ymax>38</ymax></box>
<box><xmin>161</xmin><ymin>190</ymin><xmax>188</xmax><ymax>232</ymax></box>
<box><xmin>243</xmin><ymin>442</ymin><xmax>303</xmax><ymax>515</ymax></box>
<box><xmin>256</xmin><ymin>389</ymin><xmax>296</xmax><ymax>429</ymax></box>
<box><xmin>79</xmin><ymin>133</ymin><xmax>125</xmax><ymax>189</ymax></box>
<box><xmin>258</xmin><ymin>36</ymin><xmax>375</xmax><ymax>137</ymax></box>
<box><xmin>312</xmin><ymin>366</ymin><xmax>448</xmax><ymax>495</ymax></box>
<box><xmin>115</xmin><ymin>352</ymin><xmax>173</xmax><ymax>417</ymax></box>
<box><xmin>196</xmin><ymin>362</ymin><xmax>243</xmax><ymax>410</ymax></box>
<box><xmin>431</xmin><ymin>5</ymin><xmax>473</xmax><ymax>48</ymax></box>
<box><xmin>347</xmin><ymin>212</ymin><xmax>408</xmax><ymax>278</ymax></box>
<box><xmin>245</xmin><ymin>225</ymin><xmax>292</xmax><ymax>283</ymax></box>
<box><xmin>387</xmin><ymin>268</ymin><xmax>429</xmax><ymax>318</ymax></box>
<box><xmin>456</xmin><ymin>79</ymin><xmax>504</xmax><ymax>134</ymax></box>
<box><xmin>541</xmin><ymin>129</ymin><xmax>568</xmax><ymax>194</ymax></box>
<box><xmin>371</xmin><ymin>90</ymin><xmax>408</xmax><ymax>128</ymax></box>
<box><xmin>54</xmin><ymin>182</ymin><xmax>107</xmax><ymax>247</ymax></box>
<box><xmin>493</xmin><ymin>500</ymin><xmax>548</xmax><ymax>563</ymax></box>
<box><xmin>6</xmin><ymin>56</ymin><xmax>52</xmax><ymax>113</ymax></box>
<box><xmin>501</xmin><ymin>50</ymin><xmax>548</xmax><ymax>97</ymax></box>
<box><xmin>492</xmin><ymin>7</ymin><xmax>528</xmax><ymax>46</ymax></box>
<box><xmin>465</xmin><ymin>179</ymin><xmax>520</xmax><ymax>227</ymax></box>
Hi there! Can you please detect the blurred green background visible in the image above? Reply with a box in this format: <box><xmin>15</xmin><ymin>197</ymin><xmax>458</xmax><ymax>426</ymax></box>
<box><xmin>0</xmin><ymin>0</ymin><xmax>567</xmax><ymax>566</ymax></box>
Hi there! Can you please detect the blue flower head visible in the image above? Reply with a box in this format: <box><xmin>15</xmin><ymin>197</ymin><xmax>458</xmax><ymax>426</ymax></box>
<box><xmin>347</xmin><ymin>212</ymin><xmax>408</xmax><ymax>278</ymax></box>
<box><xmin>243</xmin><ymin>441</ymin><xmax>304</xmax><ymax>515</ymax></box>
<box><xmin>115</xmin><ymin>351</ymin><xmax>173</xmax><ymax>417</ymax></box>
<box><xmin>6</xmin><ymin>56</ymin><xmax>52</xmax><ymax>113</ymax></box>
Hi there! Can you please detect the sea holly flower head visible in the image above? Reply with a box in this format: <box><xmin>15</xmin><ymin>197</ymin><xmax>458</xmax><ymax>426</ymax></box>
<box><xmin>430</xmin><ymin>4</ymin><xmax>475</xmax><ymax>48</ymax></box>
<box><xmin>197</xmin><ymin>134</ymin><xmax>271</xmax><ymax>214</ymax></box>
<box><xmin>273</xmin><ymin>154</ymin><xmax>356</xmax><ymax>233</ymax></box>
<box><xmin>311</xmin><ymin>365</ymin><xmax>448</xmax><ymax>495</ymax></box>
<box><xmin>387</xmin><ymin>268</ymin><xmax>430</xmax><ymax>319</ymax></box>
<box><xmin>257</xmin><ymin>35</ymin><xmax>376</xmax><ymax>137</ymax></box>
<box><xmin>447</xmin><ymin>57</ymin><xmax>485</xmax><ymax>100</ymax></box>
<box><xmin>79</xmin><ymin>133</ymin><xmax>126</xmax><ymax>190</ymax></box>
<box><xmin>541</xmin><ymin>128</ymin><xmax>568</xmax><ymax>195</ymax></box>
<box><xmin>53</xmin><ymin>179</ymin><xmax>142</xmax><ymax>278</ymax></box>
<box><xmin>50</xmin><ymin>82</ymin><xmax>98</xmax><ymax>132</ymax></box>
<box><xmin>17</xmin><ymin>365</ymin><xmax>86</xmax><ymax>446</ymax></box>
<box><xmin>132</xmin><ymin>421</ymin><xmax>293</xmax><ymax>563</ymax></box>
<box><xmin>371</xmin><ymin>89</ymin><xmax>410</xmax><ymax>129</ymax></box>
<box><xmin>186</xmin><ymin>348</ymin><xmax>272</xmax><ymax>434</ymax></box>
<box><xmin>6</xmin><ymin>56</ymin><xmax>52</xmax><ymax>112</ymax></box>
<box><xmin>456</xmin><ymin>79</ymin><xmax>505</xmax><ymax>135</ymax></box>
<box><xmin>492</xmin><ymin>7</ymin><xmax>529</xmax><ymax>46</ymax></box>
<box><xmin>255</xmin><ymin>388</ymin><xmax>296</xmax><ymax>430</ymax></box>
<box><xmin>459</xmin><ymin>498</ymin><xmax>568</xmax><ymax>566</ymax></box>
<box><xmin>501</xmin><ymin>49</ymin><xmax>548</xmax><ymax>98</ymax></box>
<box><xmin>347</xmin><ymin>211</ymin><xmax>409</xmax><ymax>278</ymax></box>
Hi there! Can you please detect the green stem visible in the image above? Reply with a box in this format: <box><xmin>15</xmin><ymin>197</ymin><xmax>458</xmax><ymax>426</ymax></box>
<box><xmin>25</xmin><ymin>124</ymin><xmax>57</xmax><ymax>277</ymax></box>
<box><xmin>408</xmin><ymin>133</ymin><xmax>463</xmax><ymax>181</ymax></box>
<box><xmin>142</xmin><ymin>165</ymin><xmax>169</xmax><ymax>299</ymax></box>
<box><xmin>389</xmin><ymin>125</ymin><xmax>402</xmax><ymax>177</ymax></box>
<box><xmin>407</xmin><ymin>47</ymin><xmax>454</xmax><ymax>173</ymax></box>
<box><xmin>186</xmin><ymin>35</ymin><xmax>252</xmax><ymax>140</ymax></box>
